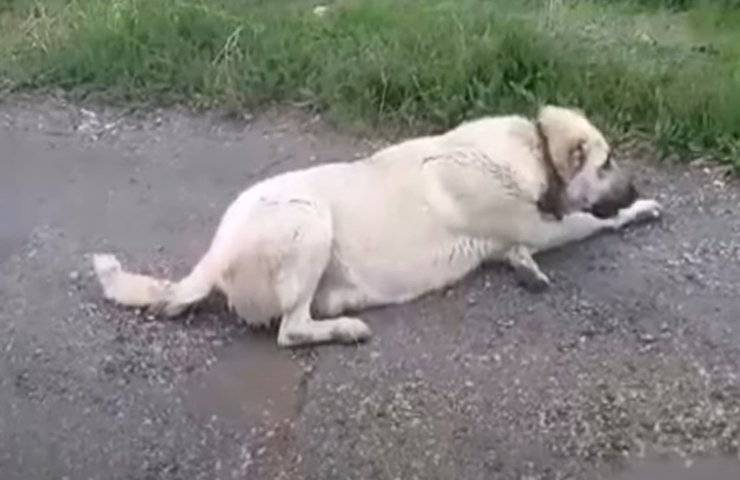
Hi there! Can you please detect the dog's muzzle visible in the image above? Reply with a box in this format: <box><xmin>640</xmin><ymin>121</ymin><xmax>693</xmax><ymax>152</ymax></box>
<box><xmin>587</xmin><ymin>180</ymin><xmax>639</xmax><ymax>219</ymax></box>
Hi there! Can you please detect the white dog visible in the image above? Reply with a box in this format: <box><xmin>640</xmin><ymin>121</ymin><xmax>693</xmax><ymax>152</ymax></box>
<box><xmin>92</xmin><ymin>106</ymin><xmax>661</xmax><ymax>347</ymax></box>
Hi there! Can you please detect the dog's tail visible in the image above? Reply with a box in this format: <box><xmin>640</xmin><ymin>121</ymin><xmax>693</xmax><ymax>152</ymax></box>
<box><xmin>92</xmin><ymin>253</ymin><xmax>215</xmax><ymax>316</ymax></box>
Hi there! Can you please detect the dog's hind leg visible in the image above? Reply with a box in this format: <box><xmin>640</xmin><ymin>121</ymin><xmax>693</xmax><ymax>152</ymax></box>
<box><xmin>278</xmin><ymin>300</ymin><xmax>372</xmax><ymax>348</ymax></box>
<box><xmin>262</xmin><ymin>202</ymin><xmax>371</xmax><ymax>348</ymax></box>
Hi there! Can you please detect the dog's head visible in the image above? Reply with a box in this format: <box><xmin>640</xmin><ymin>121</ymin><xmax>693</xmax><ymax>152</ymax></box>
<box><xmin>537</xmin><ymin>106</ymin><xmax>638</xmax><ymax>219</ymax></box>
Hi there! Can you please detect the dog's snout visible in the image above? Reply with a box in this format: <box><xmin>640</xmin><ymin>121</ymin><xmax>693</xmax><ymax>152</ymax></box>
<box><xmin>589</xmin><ymin>179</ymin><xmax>639</xmax><ymax>219</ymax></box>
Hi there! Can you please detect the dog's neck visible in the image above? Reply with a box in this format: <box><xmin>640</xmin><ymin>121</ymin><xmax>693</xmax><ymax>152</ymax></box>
<box><xmin>534</xmin><ymin>120</ymin><xmax>567</xmax><ymax>220</ymax></box>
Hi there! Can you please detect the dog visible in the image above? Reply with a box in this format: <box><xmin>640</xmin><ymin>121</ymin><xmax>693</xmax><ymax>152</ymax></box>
<box><xmin>92</xmin><ymin>106</ymin><xmax>661</xmax><ymax>347</ymax></box>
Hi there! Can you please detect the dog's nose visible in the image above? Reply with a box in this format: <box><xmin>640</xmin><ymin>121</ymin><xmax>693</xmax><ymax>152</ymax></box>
<box><xmin>588</xmin><ymin>179</ymin><xmax>640</xmax><ymax>219</ymax></box>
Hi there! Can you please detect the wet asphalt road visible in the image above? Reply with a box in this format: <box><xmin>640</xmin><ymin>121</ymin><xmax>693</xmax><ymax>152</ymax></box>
<box><xmin>1</xmin><ymin>97</ymin><xmax>739</xmax><ymax>480</ymax></box>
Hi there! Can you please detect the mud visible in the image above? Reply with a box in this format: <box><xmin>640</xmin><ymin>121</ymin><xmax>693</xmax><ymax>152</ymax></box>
<box><xmin>1</xmin><ymin>96</ymin><xmax>739</xmax><ymax>479</ymax></box>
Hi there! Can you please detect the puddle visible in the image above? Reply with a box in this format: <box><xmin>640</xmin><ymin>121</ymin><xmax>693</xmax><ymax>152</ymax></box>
<box><xmin>181</xmin><ymin>335</ymin><xmax>302</xmax><ymax>426</ymax></box>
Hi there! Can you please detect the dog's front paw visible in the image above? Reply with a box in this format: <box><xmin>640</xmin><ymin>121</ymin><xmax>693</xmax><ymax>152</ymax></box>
<box><xmin>505</xmin><ymin>245</ymin><xmax>551</xmax><ymax>293</ymax></box>
<box><xmin>619</xmin><ymin>199</ymin><xmax>662</xmax><ymax>228</ymax></box>
<box><xmin>515</xmin><ymin>267</ymin><xmax>551</xmax><ymax>293</ymax></box>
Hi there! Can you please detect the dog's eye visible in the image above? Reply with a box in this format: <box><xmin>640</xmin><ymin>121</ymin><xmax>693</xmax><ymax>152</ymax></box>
<box><xmin>602</xmin><ymin>153</ymin><xmax>613</xmax><ymax>170</ymax></box>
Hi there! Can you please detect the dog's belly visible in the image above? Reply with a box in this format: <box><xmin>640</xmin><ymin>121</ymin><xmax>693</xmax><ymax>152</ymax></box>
<box><xmin>319</xmin><ymin>233</ymin><xmax>506</xmax><ymax>310</ymax></box>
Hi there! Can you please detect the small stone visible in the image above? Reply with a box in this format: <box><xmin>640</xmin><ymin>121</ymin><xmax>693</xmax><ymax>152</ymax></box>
<box><xmin>639</xmin><ymin>333</ymin><xmax>656</xmax><ymax>344</ymax></box>
<box><xmin>69</xmin><ymin>270</ymin><xmax>80</xmax><ymax>281</ymax></box>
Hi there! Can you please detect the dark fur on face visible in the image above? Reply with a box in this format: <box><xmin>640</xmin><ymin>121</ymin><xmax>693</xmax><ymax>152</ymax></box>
<box><xmin>534</xmin><ymin>114</ymin><xmax>638</xmax><ymax>221</ymax></box>
<box><xmin>588</xmin><ymin>180</ymin><xmax>638</xmax><ymax>219</ymax></box>
<box><xmin>535</xmin><ymin>121</ymin><xmax>568</xmax><ymax>220</ymax></box>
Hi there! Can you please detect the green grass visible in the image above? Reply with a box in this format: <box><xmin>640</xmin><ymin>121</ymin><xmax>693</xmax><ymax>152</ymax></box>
<box><xmin>1</xmin><ymin>0</ymin><xmax>738</xmax><ymax>165</ymax></box>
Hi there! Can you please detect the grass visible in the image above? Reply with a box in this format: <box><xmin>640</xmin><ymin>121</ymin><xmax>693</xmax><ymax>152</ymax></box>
<box><xmin>0</xmin><ymin>0</ymin><xmax>738</xmax><ymax>165</ymax></box>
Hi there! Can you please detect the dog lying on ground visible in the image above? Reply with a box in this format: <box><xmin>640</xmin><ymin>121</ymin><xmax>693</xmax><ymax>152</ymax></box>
<box><xmin>92</xmin><ymin>106</ymin><xmax>661</xmax><ymax>347</ymax></box>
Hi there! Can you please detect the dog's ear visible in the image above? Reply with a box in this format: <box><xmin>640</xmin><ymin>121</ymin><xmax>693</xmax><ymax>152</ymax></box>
<box><xmin>566</xmin><ymin>139</ymin><xmax>587</xmax><ymax>177</ymax></box>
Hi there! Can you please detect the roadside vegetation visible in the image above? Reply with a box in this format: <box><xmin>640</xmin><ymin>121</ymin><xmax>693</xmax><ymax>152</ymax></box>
<box><xmin>1</xmin><ymin>0</ymin><xmax>738</xmax><ymax>165</ymax></box>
